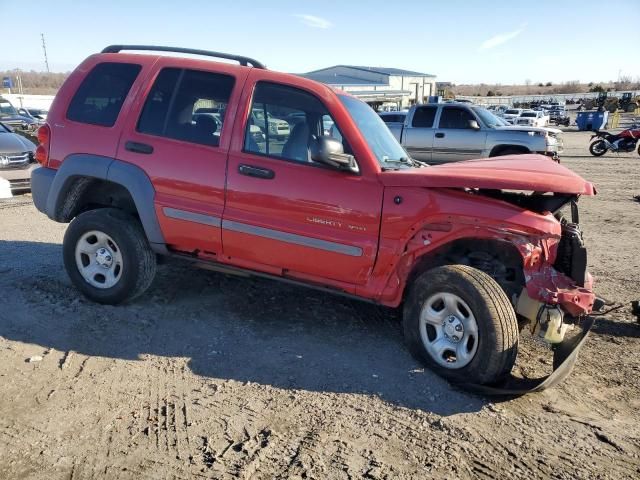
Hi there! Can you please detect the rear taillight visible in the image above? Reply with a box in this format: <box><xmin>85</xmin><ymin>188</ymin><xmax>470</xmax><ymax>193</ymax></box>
<box><xmin>35</xmin><ymin>124</ymin><xmax>50</xmax><ymax>166</ymax></box>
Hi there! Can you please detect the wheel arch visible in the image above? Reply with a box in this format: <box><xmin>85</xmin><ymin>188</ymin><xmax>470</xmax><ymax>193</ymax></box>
<box><xmin>489</xmin><ymin>144</ymin><xmax>530</xmax><ymax>157</ymax></box>
<box><xmin>404</xmin><ymin>237</ymin><xmax>525</xmax><ymax>303</ymax></box>
<box><xmin>46</xmin><ymin>154</ymin><xmax>167</xmax><ymax>253</ymax></box>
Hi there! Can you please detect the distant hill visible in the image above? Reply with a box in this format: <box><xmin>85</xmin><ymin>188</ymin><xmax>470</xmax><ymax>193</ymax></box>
<box><xmin>450</xmin><ymin>79</ymin><xmax>640</xmax><ymax>97</ymax></box>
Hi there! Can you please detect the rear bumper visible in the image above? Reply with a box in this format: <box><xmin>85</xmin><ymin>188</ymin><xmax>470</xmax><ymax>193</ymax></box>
<box><xmin>30</xmin><ymin>166</ymin><xmax>56</xmax><ymax>215</ymax></box>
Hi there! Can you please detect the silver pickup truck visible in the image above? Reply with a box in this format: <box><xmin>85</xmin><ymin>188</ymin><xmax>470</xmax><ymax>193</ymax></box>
<box><xmin>380</xmin><ymin>103</ymin><xmax>562</xmax><ymax>164</ymax></box>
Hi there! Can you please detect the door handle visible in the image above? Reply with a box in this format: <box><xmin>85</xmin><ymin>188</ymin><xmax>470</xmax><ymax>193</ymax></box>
<box><xmin>238</xmin><ymin>164</ymin><xmax>275</xmax><ymax>179</ymax></box>
<box><xmin>125</xmin><ymin>141</ymin><xmax>154</xmax><ymax>154</ymax></box>
<box><xmin>435</xmin><ymin>132</ymin><xmax>445</xmax><ymax>138</ymax></box>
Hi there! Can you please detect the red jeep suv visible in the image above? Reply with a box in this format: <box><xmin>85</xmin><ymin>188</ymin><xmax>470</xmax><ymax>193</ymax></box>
<box><xmin>31</xmin><ymin>45</ymin><xmax>597</xmax><ymax>388</ymax></box>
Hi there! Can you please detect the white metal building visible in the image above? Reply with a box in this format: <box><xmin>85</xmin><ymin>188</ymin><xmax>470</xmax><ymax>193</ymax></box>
<box><xmin>300</xmin><ymin>65</ymin><xmax>437</xmax><ymax>108</ymax></box>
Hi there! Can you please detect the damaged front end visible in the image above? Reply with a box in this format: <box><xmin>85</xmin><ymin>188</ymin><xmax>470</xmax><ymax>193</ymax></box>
<box><xmin>496</xmin><ymin>195</ymin><xmax>595</xmax><ymax>346</ymax></box>
<box><xmin>472</xmin><ymin>196</ymin><xmax>599</xmax><ymax>395</ymax></box>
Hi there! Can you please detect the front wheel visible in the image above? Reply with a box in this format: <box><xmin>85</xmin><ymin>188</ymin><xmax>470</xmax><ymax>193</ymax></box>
<box><xmin>589</xmin><ymin>139</ymin><xmax>608</xmax><ymax>156</ymax></box>
<box><xmin>403</xmin><ymin>265</ymin><xmax>518</xmax><ymax>386</ymax></box>
<box><xmin>63</xmin><ymin>208</ymin><xmax>157</xmax><ymax>304</ymax></box>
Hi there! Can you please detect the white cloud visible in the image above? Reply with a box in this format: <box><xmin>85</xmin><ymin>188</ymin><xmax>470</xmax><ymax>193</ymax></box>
<box><xmin>293</xmin><ymin>14</ymin><xmax>333</xmax><ymax>29</ymax></box>
<box><xmin>479</xmin><ymin>25</ymin><xmax>526</xmax><ymax>50</ymax></box>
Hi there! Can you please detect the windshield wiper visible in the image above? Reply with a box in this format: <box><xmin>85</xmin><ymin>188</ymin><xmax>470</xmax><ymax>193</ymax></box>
<box><xmin>383</xmin><ymin>156</ymin><xmax>427</xmax><ymax>168</ymax></box>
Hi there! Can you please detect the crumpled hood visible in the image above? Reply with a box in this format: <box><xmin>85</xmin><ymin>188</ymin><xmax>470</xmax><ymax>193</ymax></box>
<box><xmin>380</xmin><ymin>154</ymin><xmax>595</xmax><ymax>195</ymax></box>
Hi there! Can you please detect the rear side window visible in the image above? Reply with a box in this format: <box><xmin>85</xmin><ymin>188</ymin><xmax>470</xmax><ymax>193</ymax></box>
<box><xmin>67</xmin><ymin>62</ymin><xmax>141</xmax><ymax>127</ymax></box>
<box><xmin>381</xmin><ymin>114</ymin><xmax>405</xmax><ymax>123</ymax></box>
<box><xmin>137</xmin><ymin>68</ymin><xmax>234</xmax><ymax>147</ymax></box>
<box><xmin>412</xmin><ymin>107</ymin><xmax>436</xmax><ymax>127</ymax></box>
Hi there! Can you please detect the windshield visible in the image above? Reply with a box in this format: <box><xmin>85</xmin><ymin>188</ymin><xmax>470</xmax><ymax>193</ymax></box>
<box><xmin>0</xmin><ymin>101</ymin><xmax>18</xmax><ymax>116</ymax></box>
<box><xmin>521</xmin><ymin>112</ymin><xmax>536</xmax><ymax>117</ymax></box>
<box><xmin>505</xmin><ymin>109</ymin><xmax>519</xmax><ymax>115</ymax></box>
<box><xmin>472</xmin><ymin>107</ymin><xmax>503</xmax><ymax>128</ymax></box>
<box><xmin>338</xmin><ymin>95</ymin><xmax>408</xmax><ymax>166</ymax></box>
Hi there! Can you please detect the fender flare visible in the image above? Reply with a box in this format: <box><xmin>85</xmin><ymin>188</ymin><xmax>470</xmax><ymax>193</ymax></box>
<box><xmin>45</xmin><ymin>154</ymin><xmax>167</xmax><ymax>253</ymax></box>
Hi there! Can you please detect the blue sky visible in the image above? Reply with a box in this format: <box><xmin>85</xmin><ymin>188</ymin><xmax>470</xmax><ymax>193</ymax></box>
<box><xmin>1</xmin><ymin>0</ymin><xmax>639</xmax><ymax>84</ymax></box>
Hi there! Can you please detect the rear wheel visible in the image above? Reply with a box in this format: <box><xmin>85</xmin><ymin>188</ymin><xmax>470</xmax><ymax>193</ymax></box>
<box><xmin>589</xmin><ymin>139</ymin><xmax>607</xmax><ymax>156</ymax></box>
<box><xmin>403</xmin><ymin>265</ymin><xmax>518</xmax><ymax>385</ymax></box>
<box><xmin>63</xmin><ymin>208</ymin><xmax>157</xmax><ymax>304</ymax></box>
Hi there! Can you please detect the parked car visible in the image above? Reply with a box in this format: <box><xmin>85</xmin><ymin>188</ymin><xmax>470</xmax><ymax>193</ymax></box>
<box><xmin>502</xmin><ymin>108</ymin><xmax>524</xmax><ymax>124</ymax></box>
<box><xmin>0</xmin><ymin>121</ymin><xmax>37</xmax><ymax>192</ymax></box>
<box><xmin>515</xmin><ymin>110</ymin><xmax>549</xmax><ymax>127</ymax></box>
<box><xmin>17</xmin><ymin>107</ymin><xmax>47</xmax><ymax>124</ymax></box>
<box><xmin>549</xmin><ymin>107</ymin><xmax>570</xmax><ymax>127</ymax></box>
<box><xmin>0</xmin><ymin>98</ymin><xmax>39</xmax><ymax>131</ymax></box>
<box><xmin>30</xmin><ymin>45</ymin><xmax>596</xmax><ymax>388</ymax></box>
<box><xmin>385</xmin><ymin>103</ymin><xmax>562</xmax><ymax>163</ymax></box>
<box><xmin>250</xmin><ymin>107</ymin><xmax>290</xmax><ymax>140</ymax></box>
<box><xmin>490</xmin><ymin>105</ymin><xmax>510</xmax><ymax>117</ymax></box>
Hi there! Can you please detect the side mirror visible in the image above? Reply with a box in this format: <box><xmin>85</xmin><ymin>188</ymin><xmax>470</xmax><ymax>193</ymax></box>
<box><xmin>468</xmin><ymin>119</ymin><xmax>481</xmax><ymax>130</ymax></box>
<box><xmin>310</xmin><ymin>136</ymin><xmax>359</xmax><ymax>173</ymax></box>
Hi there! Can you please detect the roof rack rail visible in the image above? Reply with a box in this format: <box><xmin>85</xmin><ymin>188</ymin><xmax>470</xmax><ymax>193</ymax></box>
<box><xmin>101</xmin><ymin>45</ymin><xmax>265</xmax><ymax>69</ymax></box>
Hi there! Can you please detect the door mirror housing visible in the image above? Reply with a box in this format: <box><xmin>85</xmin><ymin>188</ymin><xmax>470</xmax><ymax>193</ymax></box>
<box><xmin>468</xmin><ymin>119</ymin><xmax>481</xmax><ymax>130</ymax></box>
<box><xmin>310</xmin><ymin>136</ymin><xmax>359</xmax><ymax>173</ymax></box>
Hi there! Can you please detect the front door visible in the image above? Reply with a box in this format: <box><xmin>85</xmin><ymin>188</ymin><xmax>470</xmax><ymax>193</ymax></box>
<box><xmin>432</xmin><ymin>106</ymin><xmax>488</xmax><ymax>163</ymax></box>
<box><xmin>117</xmin><ymin>61</ymin><xmax>248</xmax><ymax>255</ymax></box>
<box><xmin>222</xmin><ymin>80</ymin><xmax>383</xmax><ymax>286</ymax></box>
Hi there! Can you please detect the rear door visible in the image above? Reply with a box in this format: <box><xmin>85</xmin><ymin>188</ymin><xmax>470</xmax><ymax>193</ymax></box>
<box><xmin>116</xmin><ymin>59</ymin><xmax>249</xmax><ymax>256</ymax></box>
<box><xmin>431</xmin><ymin>106</ymin><xmax>488</xmax><ymax>163</ymax></box>
<box><xmin>401</xmin><ymin>105</ymin><xmax>437</xmax><ymax>162</ymax></box>
<box><xmin>222</xmin><ymin>74</ymin><xmax>383</xmax><ymax>286</ymax></box>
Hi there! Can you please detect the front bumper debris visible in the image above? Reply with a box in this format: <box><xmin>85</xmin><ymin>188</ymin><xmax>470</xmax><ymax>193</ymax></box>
<box><xmin>464</xmin><ymin>316</ymin><xmax>594</xmax><ymax>396</ymax></box>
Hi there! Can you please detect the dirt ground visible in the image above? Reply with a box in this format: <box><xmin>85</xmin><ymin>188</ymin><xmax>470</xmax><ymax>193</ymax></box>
<box><xmin>1</xmin><ymin>130</ymin><xmax>639</xmax><ymax>479</ymax></box>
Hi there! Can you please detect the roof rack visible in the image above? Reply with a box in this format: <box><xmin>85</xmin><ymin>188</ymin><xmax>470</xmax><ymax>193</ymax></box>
<box><xmin>101</xmin><ymin>45</ymin><xmax>265</xmax><ymax>69</ymax></box>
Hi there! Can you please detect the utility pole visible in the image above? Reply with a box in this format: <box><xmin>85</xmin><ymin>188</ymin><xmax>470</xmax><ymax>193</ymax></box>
<box><xmin>41</xmin><ymin>33</ymin><xmax>50</xmax><ymax>73</ymax></box>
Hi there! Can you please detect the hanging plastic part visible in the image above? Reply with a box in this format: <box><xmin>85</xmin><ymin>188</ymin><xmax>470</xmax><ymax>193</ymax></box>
<box><xmin>460</xmin><ymin>316</ymin><xmax>594</xmax><ymax>396</ymax></box>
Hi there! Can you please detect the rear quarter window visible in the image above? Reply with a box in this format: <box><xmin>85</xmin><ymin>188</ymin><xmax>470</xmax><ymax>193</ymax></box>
<box><xmin>66</xmin><ymin>62</ymin><xmax>141</xmax><ymax>127</ymax></box>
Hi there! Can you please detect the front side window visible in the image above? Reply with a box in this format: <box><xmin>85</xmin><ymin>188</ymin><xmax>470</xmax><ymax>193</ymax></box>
<box><xmin>438</xmin><ymin>107</ymin><xmax>476</xmax><ymax>129</ymax></box>
<box><xmin>244</xmin><ymin>82</ymin><xmax>346</xmax><ymax>164</ymax></box>
<box><xmin>137</xmin><ymin>68</ymin><xmax>235</xmax><ymax>147</ymax></box>
<box><xmin>67</xmin><ymin>62</ymin><xmax>141</xmax><ymax>126</ymax></box>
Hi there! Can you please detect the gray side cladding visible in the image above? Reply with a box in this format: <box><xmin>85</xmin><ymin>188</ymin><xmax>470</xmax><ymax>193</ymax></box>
<box><xmin>45</xmin><ymin>154</ymin><xmax>167</xmax><ymax>253</ymax></box>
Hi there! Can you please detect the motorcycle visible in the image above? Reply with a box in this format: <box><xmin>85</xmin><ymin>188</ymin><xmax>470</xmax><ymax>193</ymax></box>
<box><xmin>589</xmin><ymin>123</ymin><xmax>640</xmax><ymax>156</ymax></box>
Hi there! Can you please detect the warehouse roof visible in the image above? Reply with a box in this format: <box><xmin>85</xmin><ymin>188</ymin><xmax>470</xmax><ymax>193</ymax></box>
<box><xmin>299</xmin><ymin>72</ymin><xmax>386</xmax><ymax>86</ymax></box>
<box><xmin>347</xmin><ymin>66</ymin><xmax>435</xmax><ymax>77</ymax></box>
<box><xmin>304</xmin><ymin>65</ymin><xmax>435</xmax><ymax>78</ymax></box>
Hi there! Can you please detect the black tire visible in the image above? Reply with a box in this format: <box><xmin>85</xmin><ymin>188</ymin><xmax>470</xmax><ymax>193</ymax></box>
<box><xmin>403</xmin><ymin>265</ymin><xmax>518</xmax><ymax>386</ymax></box>
<box><xmin>589</xmin><ymin>140</ymin><xmax>607</xmax><ymax>157</ymax></box>
<box><xmin>63</xmin><ymin>208</ymin><xmax>157</xmax><ymax>304</ymax></box>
